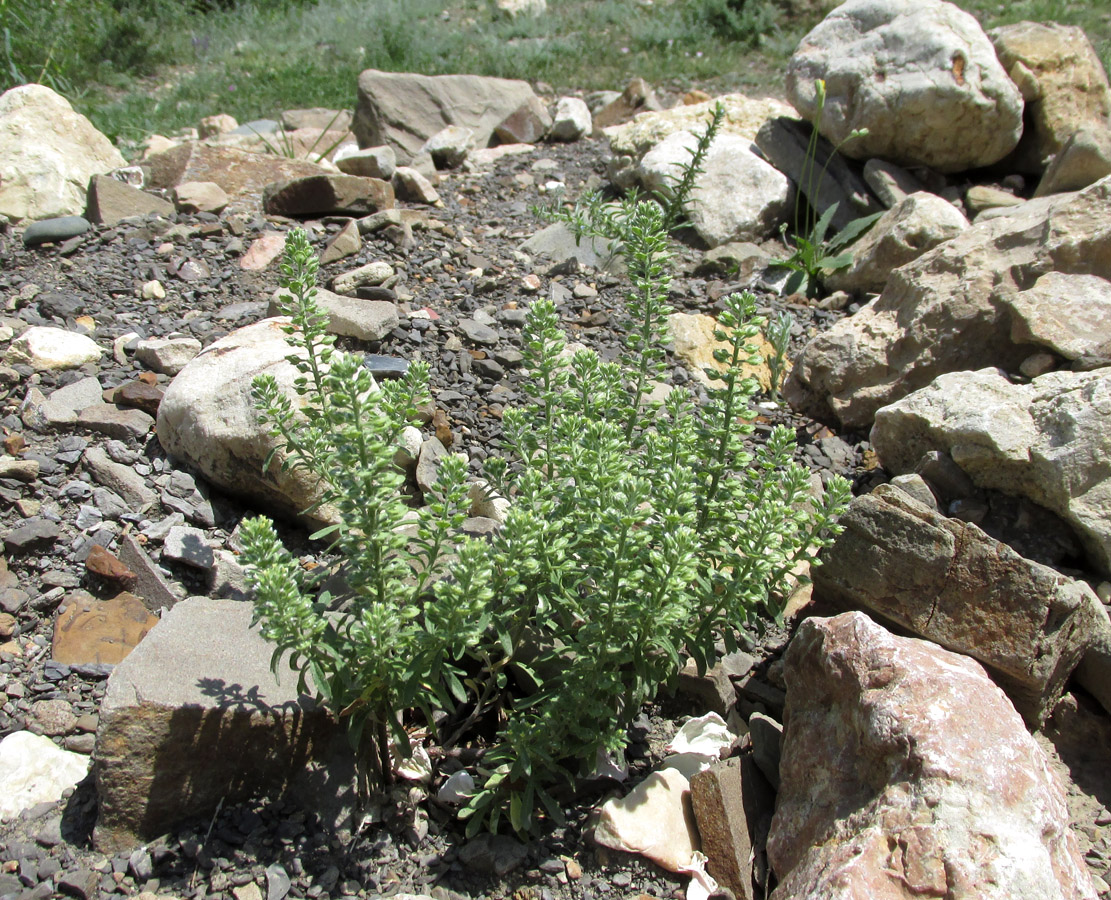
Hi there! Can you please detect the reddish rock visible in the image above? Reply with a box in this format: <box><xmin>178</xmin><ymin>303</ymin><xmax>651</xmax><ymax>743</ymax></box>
<box><xmin>767</xmin><ymin>612</ymin><xmax>1097</xmax><ymax>900</ymax></box>
<box><xmin>115</xmin><ymin>381</ymin><xmax>164</xmax><ymax>417</ymax></box>
<box><xmin>262</xmin><ymin>174</ymin><xmax>393</xmax><ymax>217</ymax></box>
<box><xmin>52</xmin><ymin>590</ymin><xmax>158</xmax><ymax>666</ymax></box>
<box><xmin>85</xmin><ymin>545</ymin><xmax>138</xmax><ymax>590</ymax></box>
<box><xmin>239</xmin><ymin>232</ymin><xmax>287</xmax><ymax>271</ymax></box>
<box><xmin>143</xmin><ymin>143</ymin><xmax>327</xmax><ymax>203</ymax></box>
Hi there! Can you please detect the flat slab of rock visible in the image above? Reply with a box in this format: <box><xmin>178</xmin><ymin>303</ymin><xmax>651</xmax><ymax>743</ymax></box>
<box><xmin>268</xmin><ymin>288</ymin><xmax>398</xmax><ymax>341</ymax></box>
<box><xmin>767</xmin><ymin>611</ymin><xmax>1097</xmax><ymax>899</ymax></box>
<box><xmin>93</xmin><ymin>596</ymin><xmax>355</xmax><ymax>852</ymax></box>
<box><xmin>353</xmin><ymin>69</ymin><xmax>544</xmax><ymax>163</ymax></box>
<box><xmin>52</xmin><ymin>590</ymin><xmax>158</xmax><ymax>666</ymax></box>
<box><xmin>262</xmin><ymin>174</ymin><xmax>393</xmax><ymax>217</ymax></box>
<box><xmin>1005</xmin><ymin>271</ymin><xmax>1111</xmax><ymax>368</ymax></box>
<box><xmin>85</xmin><ymin>175</ymin><xmax>174</xmax><ymax>225</ymax></box>
<box><xmin>871</xmin><ymin>367</ymin><xmax>1111</xmax><ymax>578</ymax></box>
<box><xmin>814</xmin><ymin>483</ymin><xmax>1098</xmax><ymax>725</ymax></box>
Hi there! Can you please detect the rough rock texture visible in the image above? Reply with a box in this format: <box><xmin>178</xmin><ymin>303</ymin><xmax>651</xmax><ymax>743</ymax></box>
<box><xmin>823</xmin><ymin>192</ymin><xmax>969</xmax><ymax>295</ymax></box>
<box><xmin>1036</xmin><ymin>126</ymin><xmax>1111</xmax><ymax>197</ymax></box>
<box><xmin>1005</xmin><ymin>271</ymin><xmax>1111</xmax><ymax>368</ymax></box>
<box><xmin>605</xmin><ymin>94</ymin><xmax>795</xmax><ymax>159</ymax></box>
<box><xmin>667</xmin><ymin>313</ymin><xmax>774</xmax><ymax>390</ymax></box>
<box><xmin>93</xmin><ymin>597</ymin><xmax>354</xmax><ymax>852</ymax></box>
<box><xmin>870</xmin><ymin>367</ymin><xmax>1111</xmax><ymax>577</ymax></box>
<box><xmin>52</xmin><ymin>590</ymin><xmax>158</xmax><ymax>666</ymax></box>
<box><xmin>638</xmin><ymin>132</ymin><xmax>790</xmax><ymax>246</ymax></box>
<box><xmin>767</xmin><ymin>611</ymin><xmax>1097</xmax><ymax>900</ymax></box>
<box><xmin>156</xmin><ymin>318</ymin><xmax>329</xmax><ymax>522</ymax></box>
<box><xmin>262</xmin><ymin>174</ymin><xmax>393</xmax><ymax>217</ymax></box>
<box><xmin>1076</xmin><ymin>605</ymin><xmax>1111</xmax><ymax>717</ymax></box>
<box><xmin>0</xmin><ymin>84</ymin><xmax>127</xmax><ymax>222</ymax></box>
<box><xmin>0</xmin><ymin>731</ymin><xmax>90</xmax><ymax>821</ymax></box>
<box><xmin>142</xmin><ymin>144</ymin><xmax>327</xmax><ymax>205</ymax></box>
<box><xmin>813</xmin><ymin>483</ymin><xmax>1098</xmax><ymax>725</ymax></box>
<box><xmin>353</xmin><ymin>70</ymin><xmax>543</xmax><ymax>164</ymax></box>
<box><xmin>786</xmin><ymin>0</ymin><xmax>1023</xmax><ymax>173</ymax></box>
<box><xmin>990</xmin><ymin>21</ymin><xmax>1111</xmax><ymax>174</ymax></box>
<box><xmin>267</xmin><ymin>288</ymin><xmax>398</xmax><ymax>342</ymax></box>
<box><xmin>6</xmin><ymin>327</ymin><xmax>102</xmax><ymax>371</ymax></box>
<box><xmin>85</xmin><ymin>175</ymin><xmax>174</xmax><ymax>225</ymax></box>
<box><xmin>784</xmin><ymin>175</ymin><xmax>1111</xmax><ymax>429</ymax></box>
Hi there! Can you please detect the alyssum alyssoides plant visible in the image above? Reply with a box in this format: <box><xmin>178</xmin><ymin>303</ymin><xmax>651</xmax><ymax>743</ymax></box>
<box><xmin>240</xmin><ymin>220</ymin><xmax>850</xmax><ymax>837</ymax></box>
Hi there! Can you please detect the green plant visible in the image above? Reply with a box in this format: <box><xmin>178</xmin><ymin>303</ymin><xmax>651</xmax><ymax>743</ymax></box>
<box><xmin>764</xmin><ymin>309</ymin><xmax>793</xmax><ymax>403</ymax></box>
<box><xmin>247</xmin><ymin>107</ymin><xmax>349</xmax><ymax>162</ymax></box>
<box><xmin>241</xmin><ymin>214</ymin><xmax>850</xmax><ymax>836</ymax></box>
<box><xmin>770</xmin><ymin>79</ymin><xmax>881</xmax><ymax>297</ymax></box>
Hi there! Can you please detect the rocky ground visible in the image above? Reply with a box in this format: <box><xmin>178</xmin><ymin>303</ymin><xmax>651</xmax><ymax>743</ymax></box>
<box><xmin>0</xmin><ymin>124</ymin><xmax>1108</xmax><ymax>900</ymax></box>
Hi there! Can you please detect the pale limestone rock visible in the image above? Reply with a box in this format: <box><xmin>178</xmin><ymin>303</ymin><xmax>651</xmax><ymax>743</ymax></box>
<box><xmin>0</xmin><ymin>84</ymin><xmax>126</xmax><ymax>222</ymax></box>
<box><xmin>0</xmin><ymin>731</ymin><xmax>90</xmax><ymax>820</ymax></box>
<box><xmin>268</xmin><ymin>288</ymin><xmax>397</xmax><ymax>342</ymax></box>
<box><xmin>550</xmin><ymin>97</ymin><xmax>591</xmax><ymax>142</ymax></box>
<box><xmin>638</xmin><ymin>132</ymin><xmax>790</xmax><ymax>247</ymax></box>
<box><xmin>1005</xmin><ymin>271</ymin><xmax>1111</xmax><ymax>368</ymax></box>
<box><xmin>824</xmin><ymin>192</ymin><xmax>969</xmax><ymax>294</ymax></box>
<box><xmin>787</xmin><ymin>0</ymin><xmax>1023</xmax><ymax>173</ymax></box>
<box><xmin>667</xmin><ymin>313</ymin><xmax>774</xmax><ymax>390</ymax></box>
<box><xmin>594</xmin><ymin>768</ymin><xmax>700</xmax><ymax>872</ymax></box>
<box><xmin>135</xmin><ymin>336</ymin><xmax>203</xmax><ymax>376</ymax></box>
<box><xmin>606</xmin><ymin>94</ymin><xmax>794</xmax><ymax>159</ymax></box>
<box><xmin>6</xmin><ymin>327</ymin><xmax>102</xmax><ymax>371</ymax></box>
<box><xmin>768</xmin><ymin>612</ymin><xmax>1097</xmax><ymax>900</ymax></box>
<box><xmin>870</xmin><ymin>367</ymin><xmax>1111</xmax><ymax>577</ymax></box>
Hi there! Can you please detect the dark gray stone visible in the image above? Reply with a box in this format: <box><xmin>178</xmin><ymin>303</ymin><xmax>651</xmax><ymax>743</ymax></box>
<box><xmin>3</xmin><ymin>518</ymin><xmax>60</xmax><ymax>553</ymax></box>
<box><xmin>363</xmin><ymin>355</ymin><xmax>409</xmax><ymax>380</ymax></box>
<box><xmin>22</xmin><ymin>217</ymin><xmax>90</xmax><ymax>248</ymax></box>
<box><xmin>458</xmin><ymin>319</ymin><xmax>499</xmax><ymax>347</ymax></box>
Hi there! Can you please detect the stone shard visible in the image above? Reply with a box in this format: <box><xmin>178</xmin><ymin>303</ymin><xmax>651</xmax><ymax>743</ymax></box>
<box><xmin>93</xmin><ymin>597</ymin><xmax>355</xmax><ymax>852</ymax></box>
<box><xmin>870</xmin><ymin>367</ymin><xmax>1111</xmax><ymax>577</ymax></box>
<box><xmin>784</xmin><ymin>175</ymin><xmax>1111</xmax><ymax>429</ymax></box>
<box><xmin>767</xmin><ymin>611</ymin><xmax>1097</xmax><ymax>900</ymax></box>
<box><xmin>353</xmin><ymin>70</ymin><xmax>544</xmax><ymax>164</ymax></box>
<box><xmin>786</xmin><ymin>0</ymin><xmax>1023</xmax><ymax>173</ymax></box>
<box><xmin>813</xmin><ymin>483</ymin><xmax>1098</xmax><ymax>725</ymax></box>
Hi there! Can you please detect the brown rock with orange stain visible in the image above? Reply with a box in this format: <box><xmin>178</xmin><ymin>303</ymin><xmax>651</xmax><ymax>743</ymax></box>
<box><xmin>52</xmin><ymin>590</ymin><xmax>158</xmax><ymax>666</ymax></box>
<box><xmin>85</xmin><ymin>545</ymin><xmax>138</xmax><ymax>590</ymax></box>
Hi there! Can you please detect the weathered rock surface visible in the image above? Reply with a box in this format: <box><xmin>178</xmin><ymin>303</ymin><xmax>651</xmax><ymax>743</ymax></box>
<box><xmin>870</xmin><ymin>367</ymin><xmax>1111</xmax><ymax>578</ymax></box>
<box><xmin>1037</xmin><ymin>125</ymin><xmax>1111</xmax><ymax>197</ymax></box>
<box><xmin>767</xmin><ymin>611</ymin><xmax>1097</xmax><ymax>899</ymax></box>
<box><xmin>605</xmin><ymin>94</ymin><xmax>794</xmax><ymax>159</ymax></box>
<box><xmin>990</xmin><ymin>21</ymin><xmax>1111</xmax><ymax>174</ymax></box>
<box><xmin>267</xmin><ymin>289</ymin><xmax>398</xmax><ymax>342</ymax></box>
<box><xmin>85</xmin><ymin>175</ymin><xmax>174</xmax><ymax>225</ymax></box>
<box><xmin>0</xmin><ymin>84</ymin><xmax>127</xmax><ymax>222</ymax></box>
<box><xmin>638</xmin><ymin>132</ymin><xmax>790</xmax><ymax>247</ymax></box>
<box><xmin>593</xmin><ymin>768</ymin><xmax>700</xmax><ymax>873</ymax></box>
<box><xmin>142</xmin><ymin>143</ymin><xmax>328</xmax><ymax>205</ymax></box>
<box><xmin>824</xmin><ymin>192</ymin><xmax>968</xmax><ymax>295</ymax></box>
<box><xmin>1005</xmin><ymin>271</ymin><xmax>1111</xmax><ymax>368</ymax></box>
<box><xmin>52</xmin><ymin>590</ymin><xmax>158</xmax><ymax>666</ymax></box>
<box><xmin>814</xmin><ymin>483</ymin><xmax>1098</xmax><ymax>724</ymax></box>
<box><xmin>1076</xmin><ymin>605</ymin><xmax>1111</xmax><ymax>717</ymax></box>
<box><xmin>93</xmin><ymin>597</ymin><xmax>354</xmax><ymax>851</ymax></box>
<box><xmin>156</xmin><ymin>318</ymin><xmax>329</xmax><ymax>522</ymax></box>
<box><xmin>262</xmin><ymin>174</ymin><xmax>393</xmax><ymax>217</ymax></box>
<box><xmin>353</xmin><ymin>70</ymin><xmax>543</xmax><ymax>163</ymax></box>
<box><xmin>784</xmin><ymin>175</ymin><xmax>1111</xmax><ymax>429</ymax></box>
<box><xmin>0</xmin><ymin>731</ymin><xmax>90</xmax><ymax>821</ymax></box>
<box><xmin>6</xmin><ymin>327</ymin><xmax>102</xmax><ymax>371</ymax></box>
<box><xmin>786</xmin><ymin>0</ymin><xmax>1023</xmax><ymax>173</ymax></box>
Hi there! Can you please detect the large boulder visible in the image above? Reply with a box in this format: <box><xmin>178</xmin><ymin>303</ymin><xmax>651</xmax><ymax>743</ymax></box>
<box><xmin>0</xmin><ymin>84</ymin><xmax>127</xmax><ymax>222</ymax></box>
<box><xmin>767</xmin><ymin>612</ymin><xmax>1097</xmax><ymax>899</ymax></box>
<box><xmin>786</xmin><ymin>0</ymin><xmax>1023</xmax><ymax>173</ymax></box>
<box><xmin>990</xmin><ymin>21</ymin><xmax>1111</xmax><ymax>174</ymax></box>
<box><xmin>637</xmin><ymin>132</ymin><xmax>791</xmax><ymax>247</ymax></box>
<box><xmin>813</xmin><ymin>483</ymin><xmax>1099</xmax><ymax>725</ymax></box>
<box><xmin>871</xmin><ymin>367</ymin><xmax>1111</xmax><ymax>578</ymax></box>
<box><xmin>823</xmin><ymin>192</ymin><xmax>969</xmax><ymax>295</ymax></box>
<box><xmin>784</xmin><ymin>175</ymin><xmax>1111</xmax><ymax>429</ymax></box>
<box><xmin>93</xmin><ymin>597</ymin><xmax>354</xmax><ymax>851</ymax></box>
<box><xmin>156</xmin><ymin>318</ymin><xmax>330</xmax><ymax>523</ymax></box>
<box><xmin>353</xmin><ymin>70</ymin><xmax>544</xmax><ymax>164</ymax></box>
<box><xmin>1004</xmin><ymin>271</ymin><xmax>1111</xmax><ymax>369</ymax></box>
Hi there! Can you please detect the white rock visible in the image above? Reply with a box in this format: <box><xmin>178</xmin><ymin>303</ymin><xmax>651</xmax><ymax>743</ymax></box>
<box><xmin>495</xmin><ymin>0</ymin><xmax>545</xmax><ymax>16</ymax></box>
<box><xmin>135</xmin><ymin>336</ymin><xmax>203</xmax><ymax>376</ymax></box>
<box><xmin>638</xmin><ymin>132</ymin><xmax>789</xmax><ymax>247</ymax></box>
<box><xmin>594</xmin><ymin>767</ymin><xmax>699</xmax><ymax>873</ymax></box>
<box><xmin>0</xmin><ymin>731</ymin><xmax>90</xmax><ymax>820</ymax></box>
<box><xmin>467</xmin><ymin>479</ymin><xmax>510</xmax><ymax>522</ymax></box>
<box><xmin>0</xmin><ymin>84</ymin><xmax>127</xmax><ymax>222</ymax></box>
<box><xmin>664</xmin><ymin>712</ymin><xmax>735</xmax><ymax>758</ymax></box>
<box><xmin>436</xmin><ymin>770</ymin><xmax>475</xmax><ymax>805</ymax></box>
<box><xmin>787</xmin><ymin>0</ymin><xmax>1024</xmax><ymax>173</ymax></box>
<box><xmin>421</xmin><ymin>125</ymin><xmax>474</xmax><ymax>169</ymax></box>
<box><xmin>550</xmin><ymin>97</ymin><xmax>592</xmax><ymax>142</ymax></box>
<box><xmin>6</xmin><ymin>326</ymin><xmax>102</xmax><ymax>371</ymax></box>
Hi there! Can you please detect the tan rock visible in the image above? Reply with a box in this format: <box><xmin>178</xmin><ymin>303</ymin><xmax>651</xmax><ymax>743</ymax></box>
<box><xmin>667</xmin><ymin>313</ymin><xmax>774</xmax><ymax>390</ymax></box>
<box><xmin>768</xmin><ymin>611</ymin><xmax>1097</xmax><ymax>899</ymax></box>
<box><xmin>172</xmin><ymin>181</ymin><xmax>229</xmax><ymax>214</ymax></box>
<box><xmin>991</xmin><ymin>21</ymin><xmax>1111</xmax><ymax>173</ymax></box>
<box><xmin>86</xmin><ymin>175</ymin><xmax>174</xmax><ymax>225</ymax></box>
<box><xmin>262</xmin><ymin>174</ymin><xmax>393</xmax><ymax>217</ymax></box>
<box><xmin>239</xmin><ymin>232</ymin><xmax>288</xmax><ymax>271</ymax></box>
<box><xmin>594</xmin><ymin>767</ymin><xmax>700</xmax><ymax>872</ymax></box>
<box><xmin>52</xmin><ymin>590</ymin><xmax>158</xmax><ymax>666</ymax></box>
<box><xmin>197</xmin><ymin>114</ymin><xmax>238</xmax><ymax>138</ymax></box>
